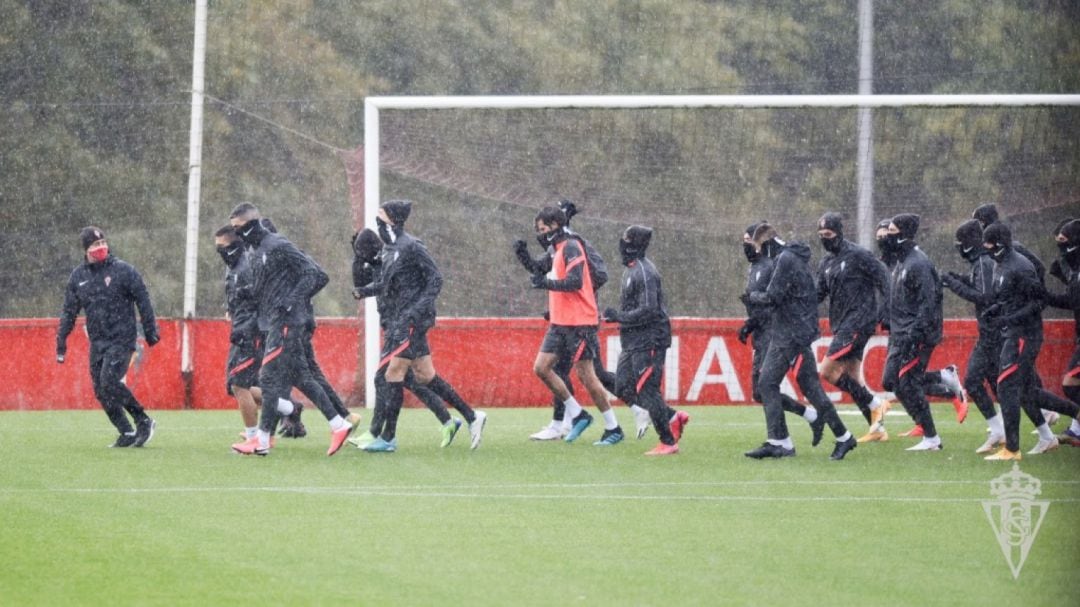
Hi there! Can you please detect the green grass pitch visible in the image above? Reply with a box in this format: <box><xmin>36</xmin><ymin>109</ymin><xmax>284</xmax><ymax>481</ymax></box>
<box><xmin>1</xmin><ymin>405</ymin><xmax>1077</xmax><ymax>606</ymax></box>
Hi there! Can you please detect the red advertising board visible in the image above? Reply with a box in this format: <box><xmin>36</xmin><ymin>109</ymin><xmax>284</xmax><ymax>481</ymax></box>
<box><xmin>0</xmin><ymin>317</ymin><xmax>1074</xmax><ymax>411</ymax></box>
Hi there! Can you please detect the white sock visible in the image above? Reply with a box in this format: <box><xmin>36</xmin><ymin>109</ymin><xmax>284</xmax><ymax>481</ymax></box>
<box><xmin>276</xmin><ymin>398</ymin><xmax>295</xmax><ymax>416</ymax></box>
<box><xmin>803</xmin><ymin>406</ymin><xmax>818</xmax><ymax>422</ymax></box>
<box><xmin>987</xmin><ymin>414</ymin><xmax>1004</xmax><ymax>436</ymax></box>
<box><xmin>245</xmin><ymin>426</ymin><xmax>257</xmax><ymax>439</ymax></box>
<box><xmin>1071</xmin><ymin>418</ymin><xmax>1080</xmax><ymax>433</ymax></box>
<box><xmin>630</xmin><ymin>404</ymin><xmax>648</xmax><ymax>417</ymax></box>
<box><xmin>868</xmin><ymin>396</ymin><xmax>883</xmax><ymax>411</ymax></box>
<box><xmin>925</xmin><ymin>435</ymin><xmax>942</xmax><ymax>446</ymax></box>
<box><xmin>256</xmin><ymin>429</ymin><xmax>271</xmax><ymax>449</ymax></box>
<box><xmin>768</xmin><ymin>437</ymin><xmax>794</xmax><ymax>449</ymax></box>
<box><xmin>329</xmin><ymin>415</ymin><xmax>349</xmax><ymax>432</ymax></box>
<box><xmin>837</xmin><ymin>431</ymin><xmax>852</xmax><ymax>442</ymax></box>
<box><xmin>602</xmin><ymin>409</ymin><xmax>618</xmax><ymax>431</ymax></box>
<box><xmin>562</xmin><ymin>396</ymin><xmax>583</xmax><ymax>424</ymax></box>
<box><xmin>1036</xmin><ymin>423</ymin><xmax>1054</xmax><ymax>441</ymax></box>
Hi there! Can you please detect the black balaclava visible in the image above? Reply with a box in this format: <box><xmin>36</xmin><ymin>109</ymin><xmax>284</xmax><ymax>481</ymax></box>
<box><xmin>983</xmin><ymin>222</ymin><xmax>1012</xmax><ymax>262</ymax></box>
<box><xmin>743</xmin><ymin>222</ymin><xmax>762</xmax><ymax>263</ymax></box>
<box><xmin>972</xmin><ymin>203</ymin><xmax>999</xmax><ymax>229</ymax></box>
<box><xmin>619</xmin><ymin>225</ymin><xmax>653</xmax><ymax>266</ymax></box>
<box><xmin>353</xmin><ymin>227</ymin><xmax>383</xmax><ymax>265</ymax></box>
<box><xmin>751</xmin><ymin>223</ymin><xmax>784</xmax><ymax>259</ymax></box>
<box><xmin>875</xmin><ymin>218</ymin><xmax>892</xmax><ymax>258</ymax></box>
<box><xmin>235</xmin><ymin>216</ymin><xmax>267</xmax><ymax>247</ymax></box>
<box><xmin>954</xmin><ymin>219</ymin><xmax>985</xmax><ymax>263</ymax></box>
<box><xmin>217</xmin><ymin>239</ymin><xmax>244</xmax><ymax>268</ymax></box>
<box><xmin>884</xmin><ymin>213</ymin><xmax>920</xmax><ymax>254</ymax></box>
<box><xmin>817</xmin><ymin>212</ymin><xmax>844</xmax><ymax>254</ymax></box>
<box><xmin>377</xmin><ymin>200</ymin><xmax>412</xmax><ymax>244</ymax></box>
<box><xmin>1058</xmin><ymin>219</ymin><xmax>1080</xmax><ymax>265</ymax></box>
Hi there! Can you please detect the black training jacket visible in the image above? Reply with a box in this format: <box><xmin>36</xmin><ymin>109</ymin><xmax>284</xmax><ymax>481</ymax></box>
<box><xmin>887</xmin><ymin>243</ymin><xmax>943</xmax><ymax>345</ymax></box>
<box><xmin>742</xmin><ymin>255</ymin><xmax>775</xmax><ymax>341</ymax></box>
<box><xmin>224</xmin><ymin>251</ymin><xmax>259</xmax><ymax>341</ymax></box>
<box><xmin>616</xmin><ymin>257</ymin><xmax>671</xmax><ymax>352</ymax></box>
<box><xmin>760</xmin><ymin>242</ymin><xmax>820</xmax><ymax>344</ymax></box>
<box><xmin>357</xmin><ymin>231</ymin><xmax>442</xmax><ymax>328</ymax></box>
<box><xmin>1044</xmin><ymin>256</ymin><xmax>1080</xmax><ymax>340</ymax></box>
<box><xmin>57</xmin><ymin>255</ymin><xmax>158</xmax><ymax>352</ymax></box>
<box><xmin>816</xmin><ymin>238</ymin><xmax>890</xmax><ymax>334</ymax></box>
<box><xmin>248</xmin><ymin>232</ymin><xmax>322</xmax><ymax>331</ymax></box>
<box><xmin>991</xmin><ymin>248</ymin><xmax>1044</xmax><ymax>338</ymax></box>
<box><xmin>942</xmin><ymin>251</ymin><xmax>998</xmax><ymax>339</ymax></box>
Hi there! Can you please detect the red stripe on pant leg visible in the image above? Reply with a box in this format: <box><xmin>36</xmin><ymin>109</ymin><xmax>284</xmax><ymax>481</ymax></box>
<box><xmin>898</xmin><ymin>357</ymin><xmax>920</xmax><ymax>378</ymax></box>
<box><xmin>1018</xmin><ymin>337</ymin><xmax>1024</xmax><ymax>353</ymax></box>
<box><xmin>998</xmin><ymin>364</ymin><xmax>1019</xmax><ymax>385</ymax></box>
<box><xmin>572</xmin><ymin>339</ymin><xmax>587</xmax><ymax>363</ymax></box>
<box><xmin>229</xmin><ymin>358</ymin><xmax>255</xmax><ymax>377</ymax></box>
<box><xmin>825</xmin><ymin>341</ymin><xmax>851</xmax><ymax>358</ymax></box>
<box><xmin>636</xmin><ymin>366</ymin><xmax>654</xmax><ymax>394</ymax></box>
<box><xmin>791</xmin><ymin>354</ymin><xmax>803</xmax><ymax>371</ymax></box>
<box><xmin>262</xmin><ymin>347</ymin><xmax>282</xmax><ymax>365</ymax></box>
<box><xmin>379</xmin><ymin>340</ymin><xmax>412</xmax><ymax>370</ymax></box>
<box><xmin>1066</xmin><ymin>366</ymin><xmax>1080</xmax><ymax>379</ymax></box>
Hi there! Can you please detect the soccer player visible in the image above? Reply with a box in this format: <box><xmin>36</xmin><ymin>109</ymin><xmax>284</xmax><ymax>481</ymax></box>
<box><xmin>813</xmin><ymin>212</ymin><xmax>891</xmax><ymax>441</ymax></box>
<box><xmin>354</xmin><ymin>200</ymin><xmax>487</xmax><ymax>452</ymax></box>
<box><xmin>941</xmin><ymin>219</ymin><xmax>1009</xmax><ymax>453</ymax></box>
<box><xmin>515</xmin><ymin>200</ymin><xmax>652</xmax><ymax>440</ymax></box>
<box><xmin>602</xmin><ymin>226</ymin><xmax>688</xmax><ymax>455</ymax></box>
<box><xmin>979</xmin><ymin>223</ymin><xmax>1074</xmax><ymax>458</ymax></box>
<box><xmin>214</xmin><ymin>225</ymin><xmax>264</xmax><ymax>442</ymax></box>
<box><xmin>229</xmin><ymin>203</ymin><xmax>354</xmax><ymax>456</ymax></box>
<box><xmin>738</xmin><ymin>222</ymin><xmax>824</xmax><ymax>446</ymax></box>
<box><xmin>744</xmin><ymin>223</ymin><xmax>856</xmax><ymax>460</ymax></box>
<box><xmin>526</xmin><ymin>205</ymin><xmax>624</xmax><ymax>445</ymax></box>
<box><xmin>348</xmin><ymin>228</ymin><xmax>477</xmax><ymax>450</ymax></box>
<box><xmin>57</xmin><ymin>226</ymin><xmax>160</xmax><ymax>447</ymax></box>
<box><xmin>1046</xmin><ymin>219</ymin><xmax>1080</xmax><ymax>446</ymax></box>
<box><xmin>873</xmin><ymin>214</ymin><xmax>946</xmax><ymax>451</ymax></box>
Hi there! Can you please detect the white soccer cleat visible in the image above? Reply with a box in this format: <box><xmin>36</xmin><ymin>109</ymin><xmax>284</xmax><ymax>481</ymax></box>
<box><xmin>529</xmin><ymin>423</ymin><xmax>565</xmax><ymax>441</ymax></box>
<box><xmin>975</xmin><ymin>432</ymin><xmax>1005</xmax><ymax>454</ymax></box>
<box><xmin>940</xmin><ymin>365</ymin><xmax>967</xmax><ymax>402</ymax></box>
<box><xmin>469</xmin><ymin>411</ymin><xmax>487</xmax><ymax>450</ymax></box>
<box><xmin>905</xmin><ymin>438</ymin><xmax>942</xmax><ymax>451</ymax></box>
<box><xmin>1032</xmin><ymin>411</ymin><xmax>1062</xmax><ymax>434</ymax></box>
<box><xmin>634</xmin><ymin>407</ymin><xmax>651</xmax><ymax>440</ymax></box>
<box><xmin>1027</xmin><ymin>437</ymin><xmax>1059</xmax><ymax>455</ymax></box>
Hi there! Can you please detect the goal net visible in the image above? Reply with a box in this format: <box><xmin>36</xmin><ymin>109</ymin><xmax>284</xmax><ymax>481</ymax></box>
<box><xmin>357</xmin><ymin>95</ymin><xmax>1080</xmax><ymax>404</ymax></box>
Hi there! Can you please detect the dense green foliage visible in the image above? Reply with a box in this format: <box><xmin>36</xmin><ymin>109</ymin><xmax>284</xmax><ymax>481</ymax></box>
<box><xmin>2</xmin><ymin>1</ymin><xmax>1078</xmax><ymax>318</ymax></box>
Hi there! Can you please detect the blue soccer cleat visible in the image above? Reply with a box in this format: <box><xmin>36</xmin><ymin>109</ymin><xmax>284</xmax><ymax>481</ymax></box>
<box><xmin>564</xmin><ymin>412</ymin><xmax>593</xmax><ymax>443</ymax></box>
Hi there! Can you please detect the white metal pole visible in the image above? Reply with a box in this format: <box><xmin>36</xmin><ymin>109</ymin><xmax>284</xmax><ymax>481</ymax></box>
<box><xmin>855</xmin><ymin>0</ymin><xmax>875</xmax><ymax>248</ymax></box>
<box><xmin>181</xmin><ymin>0</ymin><xmax>207</xmax><ymax>395</ymax></box>
<box><xmin>362</xmin><ymin>101</ymin><xmax>381</xmax><ymax>408</ymax></box>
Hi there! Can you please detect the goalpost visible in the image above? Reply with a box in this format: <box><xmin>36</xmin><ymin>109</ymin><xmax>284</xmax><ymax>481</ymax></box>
<box><xmin>361</xmin><ymin>94</ymin><xmax>1080</xmax><ymax>407</ymax></box>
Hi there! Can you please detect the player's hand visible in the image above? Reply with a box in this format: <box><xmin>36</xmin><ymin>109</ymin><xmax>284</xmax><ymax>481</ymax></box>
<box><xmin>739</xmin><ymin>292</ymin><xmax>751</xmax><ymax>306</ymax></box>
<box><xmin>229</xmin><ymin>330</ymin><xmax>246</xmax><ymax>346</ymax></box>
<box><xmin>513</xmin><ymin>239</ymin><xmax>528</xmax><ymax>253</ymax></box>
<box><xmin>56</xmin><ymin>353</ymin><xmax>65</xmax><ymax>364</ymax></box>
<box><xmin>603</xmin><ymin>307</ymin><xmax>620</xmax><ymax>323</ymax></box>
<box><xmin>145</xmin><ymin>332</ymin><xmax>160</xmax><ymax>347</ymax></box>
<box><xmin>530</xmin><ymin>274</ymin><xmax>548</xmax><ymax>289</ymax></box>
<box><xmin>737</xmin><ymin>322</ymin><xmax>752</xmax><ymax>344</ymax></box>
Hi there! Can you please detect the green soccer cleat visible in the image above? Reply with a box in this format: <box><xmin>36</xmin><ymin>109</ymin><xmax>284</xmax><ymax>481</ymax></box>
<box><xmin>441</xmin><ymin>419</ymin><xmax>462</xmax><ymax>448</ymax></box>
<box><xmin>348</xmin><ymin>430</ymin><xmax>376</xmax><ymax>450</ymax></box>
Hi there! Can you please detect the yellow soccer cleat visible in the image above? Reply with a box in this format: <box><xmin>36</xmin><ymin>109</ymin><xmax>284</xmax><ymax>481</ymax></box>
<box><xmin>857</xmin><ymin>426</ymin><xmax>889</xmax><ymax>443</ymax></box>
<box><xmin>984</xmin><ymin>448</ymin><xmax>1022</xmax><ymax>461</ymax></box>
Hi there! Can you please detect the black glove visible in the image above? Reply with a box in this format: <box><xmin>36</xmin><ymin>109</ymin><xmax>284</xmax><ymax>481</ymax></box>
<box><xmin>603</xmin><ymin>307</ymin><xmax>621</xmax><ymax>323</ymax></box>
<box><xmin>229</xmin><ymin>329</ymin><xmax>246</xmax><ymax>346</ymax></box>
<box><xmin>542</xmin><ymin>311</ymin><xmax>550</xmax><ymax>322</ymax></box>
<box><xmin>1049</xmin><ymin>259</ymin><xmax>1066</xmax><ymax>284</ymax></box>
<box><xmin>513</xmin><ymin>239</ymin><xmax>528</xmax><ymax>254</ymax></box>
<box><xmin>145</xmin><ymin>332</ymin><xmax>160</xmax><ymax>347</ymax></box>
<box><xmin>737</xmin><ymin>321</ymin><xmax>753</xmax><ymax>344</ymax></box>
<box><xmin>739</xmin><ymin>292</ymin><xmax>751</xmax><ymax>306</ymax></box>
<box><xmin>530</xmin><ymin>274</ymin><xmax>548</xmax><ymax>289</ymax></box>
